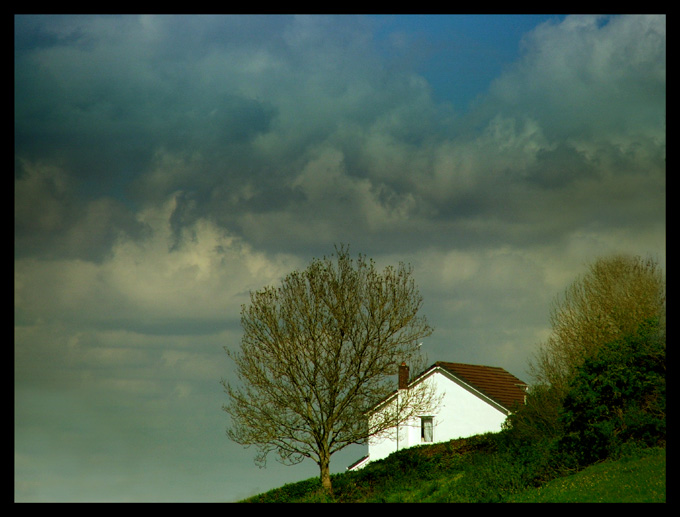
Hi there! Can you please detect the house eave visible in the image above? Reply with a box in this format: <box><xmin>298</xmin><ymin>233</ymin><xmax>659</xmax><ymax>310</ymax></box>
<box><xmin>347</xmin><ymin>455</ymin><xmax>370</xmax><ymax>471</ymax></box>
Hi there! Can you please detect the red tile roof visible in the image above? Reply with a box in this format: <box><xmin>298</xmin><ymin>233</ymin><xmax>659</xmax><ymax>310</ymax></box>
<box><xmin>433</xmin><ymin>361</ymin><xmax>528</xmax><ymax>410</ymax></box>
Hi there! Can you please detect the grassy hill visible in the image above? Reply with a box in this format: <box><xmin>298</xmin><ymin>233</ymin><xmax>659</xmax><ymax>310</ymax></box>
<box><xmin>239</xmin><ymin>434</ymin><xmax>666</xmax><ymax>503</ymax></box>
<box><xmin>506</xmin><ymin>448</ymin><xmax>666</xmax><ymax>503</ymax></box>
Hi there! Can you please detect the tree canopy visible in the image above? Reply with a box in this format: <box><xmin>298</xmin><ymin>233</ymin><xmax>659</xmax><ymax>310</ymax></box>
<box><xmin>508</xmin><ymin>254</ymin><xmax>666</xmax><ymax>454</ymax></box>
<box><xmin>530</xmin><ymin>254</ymin><xmax>665</xmax><ymax>397</ymax></box>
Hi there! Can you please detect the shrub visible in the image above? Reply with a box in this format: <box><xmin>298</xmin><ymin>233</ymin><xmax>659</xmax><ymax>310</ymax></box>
<box><xmin>502</xmin><ymin>382</ymin><xmax>564</xmax><ymax>444</ymax></box>
<box><xmin>557</xmin><ymin>318</ymin><xmax>665</xmax><ymax>467</ymax></box>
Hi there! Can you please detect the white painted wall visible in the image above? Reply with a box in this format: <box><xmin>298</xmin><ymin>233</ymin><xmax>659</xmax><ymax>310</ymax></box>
<box><xmin>362</xmin><ymin>368</ymin><xmax>510</xmax><ymax>467</ymax></box>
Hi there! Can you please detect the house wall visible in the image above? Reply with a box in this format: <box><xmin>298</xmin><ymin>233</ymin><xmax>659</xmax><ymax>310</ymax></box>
<box><xmin>365</xmin><ymin>369</ymin><xmax>510</xmax><ymax>465</ymax></box>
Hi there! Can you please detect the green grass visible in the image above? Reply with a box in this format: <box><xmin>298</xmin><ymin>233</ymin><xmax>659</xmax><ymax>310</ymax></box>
<box><xmin>239</xmin><ymin>435</ymin><xmax>666</xmax><ymax>503</ymax></box>
<box><xmin>506</xmin><ymin>447</ymin><xmax>666</xmax><ymax>503</ymax></box>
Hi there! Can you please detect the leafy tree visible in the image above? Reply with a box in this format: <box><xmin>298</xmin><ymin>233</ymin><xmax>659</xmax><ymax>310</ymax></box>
<box><xmin>558</xmin><ymin>318</ymin><xmax>666</xmax><ymax>466</ymax></box>
<box><xmin>222</xmin><ymin>245</ymin><xmax>436</xmax><ymax>494</ymax></box>
<box><xmin>509</xmin><ymin>255</ymin><xmax>665</xmax><ymax>444</ymax></box>
<box><xmin>530</xmin><ymin>254</ymin><xmax>665</xmax><ymax>399</ymax></box>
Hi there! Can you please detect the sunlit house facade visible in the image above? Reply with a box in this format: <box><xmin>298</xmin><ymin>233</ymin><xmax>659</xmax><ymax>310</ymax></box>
<box><xmin>348</xmin><ymin>361</ymin><xmax>528</xmax><ymax>470</ymax></box>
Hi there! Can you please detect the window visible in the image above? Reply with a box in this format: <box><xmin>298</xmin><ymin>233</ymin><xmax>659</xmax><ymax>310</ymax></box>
<box><xmin>421</xmin><ymin>416</ymin><xmax>433</xmax><ymax>443</ymax></box>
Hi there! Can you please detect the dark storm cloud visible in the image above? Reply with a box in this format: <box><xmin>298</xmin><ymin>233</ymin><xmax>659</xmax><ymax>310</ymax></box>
<box><xmin>14</xmin><ymin>16</ymin><xmax>282</xmax><ymax>201</ymax></box>
<box><xmin>14</xmin><ymin>14</ymin><xmax>89</xmax><ymax>52</ymax></box>
<box><xmin>14</xmin><ymin>161</ymin><xmax>147</xmax><ymax>262</ymax></box>
<box><xmin>15</xmin><ymin>15</ymin><xmax>665</xmax><ymax>256</ymax></box>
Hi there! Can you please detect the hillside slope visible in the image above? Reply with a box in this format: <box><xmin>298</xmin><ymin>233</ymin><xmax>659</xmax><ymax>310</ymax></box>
<box><xmin>240</xmin><ymin>434</ymin><xmax>665</xmax><ymax>503</ymax></box>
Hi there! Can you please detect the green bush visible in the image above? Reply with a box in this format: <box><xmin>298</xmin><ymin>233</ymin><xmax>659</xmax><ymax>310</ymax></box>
<box><xmin>502</xmin><ymin>382</ymin><xmax>564</xmax><ymax>444</ymax></box>
<box><xmin>557</xmin><ymin>319</ymin><xmax>665</xmax><ymax>467</ymax></box>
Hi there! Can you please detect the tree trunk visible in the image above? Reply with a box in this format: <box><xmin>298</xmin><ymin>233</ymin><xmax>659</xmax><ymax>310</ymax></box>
<box><xmin>319</xmin><ymin>454</ymin><xmax>332</xmax><ymax>495</ymax></box>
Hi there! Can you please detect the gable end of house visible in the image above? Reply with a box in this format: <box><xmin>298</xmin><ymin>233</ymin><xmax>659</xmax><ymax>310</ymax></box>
<box><xmin>433</xmin><ymin>361</ymin><xmax>528</xmax><ymax>413</ymax></box>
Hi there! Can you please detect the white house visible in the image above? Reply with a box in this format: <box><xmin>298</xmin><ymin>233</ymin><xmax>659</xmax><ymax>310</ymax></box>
<box><xmin>348</xmin><ymin>361</ymin><xmax>528</xmax><ymax>471</ymax></box>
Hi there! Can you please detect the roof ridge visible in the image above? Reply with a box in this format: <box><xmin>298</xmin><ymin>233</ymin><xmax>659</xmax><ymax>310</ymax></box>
<box><xmin>435</xmin><ymin>360</ymin><xmax>506</xmax><ymax>370</ymax></box>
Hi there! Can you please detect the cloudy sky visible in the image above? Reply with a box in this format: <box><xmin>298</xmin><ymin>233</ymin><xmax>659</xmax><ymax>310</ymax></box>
<box><xmin>14</xmin><ymin>14</ymin><xmax>665</xmax><ymax>502</ymax></box>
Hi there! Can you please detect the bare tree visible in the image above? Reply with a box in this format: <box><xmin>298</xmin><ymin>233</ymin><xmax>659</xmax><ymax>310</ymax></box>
<box><xmin>530</xmin><ymin>254</ymin><xmax>666</xmax><ymax>398</ymax></box>
<box><xmin>222</xmin><ymin>245</ymin><xmax>436</xmax><ymax>494</ymax></box>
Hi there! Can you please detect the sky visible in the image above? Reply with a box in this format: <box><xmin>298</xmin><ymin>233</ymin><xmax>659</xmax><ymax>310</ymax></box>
<box><xmin>14</xmin><ymin>14</ymin><xmax>665</xmax><ymax>502</ymax></box>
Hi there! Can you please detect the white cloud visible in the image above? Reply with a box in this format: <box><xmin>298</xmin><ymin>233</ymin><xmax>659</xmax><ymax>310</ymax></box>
<box><xmin>17</xmin><ymin>191</ymin><xmax>300</xmax><ymax>328</ymax></box>
<box><xmin>488</xmin><ymin>15</ymin><xmax>665</xmax><ymax>140</ymax></box>
<box><xmin>14</xmin><ymin>189</ymin><xmax>303</xmax><ymax>408</ymax></box>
